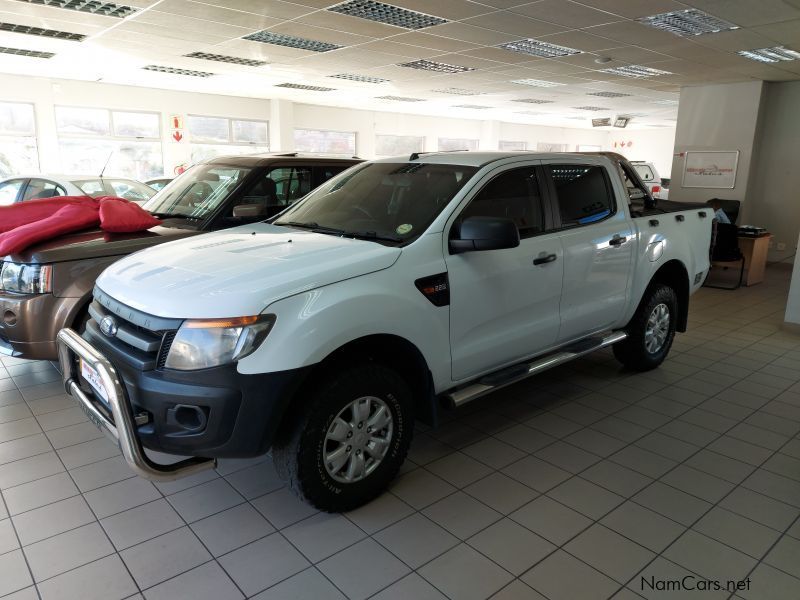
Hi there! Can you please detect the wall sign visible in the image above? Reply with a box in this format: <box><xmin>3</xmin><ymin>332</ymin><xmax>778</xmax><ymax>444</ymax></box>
<box><xmin>682</xmin><ymin>150</ymin><xmax>739</xmax><ymax>189</ymax></box>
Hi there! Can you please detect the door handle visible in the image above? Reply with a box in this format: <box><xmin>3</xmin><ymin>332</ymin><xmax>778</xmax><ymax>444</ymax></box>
<box><xmin>533</xmin><ymin>253</ymin><xmax>557</xmax><ymax>266</ymax></box>
<box><xmin>609</xmin><ymin>235</ymin><xmax>627</xmax><ymax>247</ymax></box>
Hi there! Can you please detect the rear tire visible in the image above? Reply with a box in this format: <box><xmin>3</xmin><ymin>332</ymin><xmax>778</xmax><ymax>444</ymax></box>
<box><xmin>613</xmin><ymin>283</ymin><xmax>677</xmax><ymax>371</ymax></box>
<box><xmin>272</xmin><ymin>364</ymin><xmax>414</xmax><ymax>512</ymax></box>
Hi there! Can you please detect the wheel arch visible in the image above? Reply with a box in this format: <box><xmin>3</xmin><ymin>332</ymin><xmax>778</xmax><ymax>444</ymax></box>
<box><xmin>649</xmin><ymin>259</ymin><xmax>690</xmax><ymax>332</ymax></box>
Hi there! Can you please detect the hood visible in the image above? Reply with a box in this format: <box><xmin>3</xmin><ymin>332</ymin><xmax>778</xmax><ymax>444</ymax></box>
<box><xmin>96</xmin><ymin>223</ymin><xmax>402</xmax><ymax>318</ymax></box>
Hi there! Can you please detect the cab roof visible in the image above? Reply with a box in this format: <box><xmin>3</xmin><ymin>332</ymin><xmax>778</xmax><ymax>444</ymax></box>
<box><xmin>372</xmin><ymin>151</ymin><xmax>614</xmax><ymax>168</ymax></box>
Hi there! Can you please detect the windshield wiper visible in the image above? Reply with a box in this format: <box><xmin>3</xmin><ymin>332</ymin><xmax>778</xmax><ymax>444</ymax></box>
<box><xmin>275</xmin><ymin>221</ymin><xmax>347</xmax><ymax>235</ymax></box>
<box><xmin>344</xmin><ymin>230</ymin><xmax>403</xmax><ymax>243</ymax></box>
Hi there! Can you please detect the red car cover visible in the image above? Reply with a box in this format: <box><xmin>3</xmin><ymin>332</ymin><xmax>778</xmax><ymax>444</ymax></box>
<box><xmin>98</xmin><ymin>197</ymin><xmax>161</xmax><ymax>233</ymax></box>
<box><xmin>0</xmin><ymin>196</ymin><xmax>95</xmax><ymax>233</ymax></box>
<box><xmin>0</xmin><ymin>203</ymin><xmax>101</xmax><ymax>256</ymax></box>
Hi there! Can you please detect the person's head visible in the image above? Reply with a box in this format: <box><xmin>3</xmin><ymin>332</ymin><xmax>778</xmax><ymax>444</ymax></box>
<box><xmin>709</xmin><ymin>200</ymin><xmax>723</xmax><ymax>212</ymax></box>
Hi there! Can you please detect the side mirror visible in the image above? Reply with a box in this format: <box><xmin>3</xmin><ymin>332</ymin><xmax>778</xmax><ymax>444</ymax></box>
<box><xmin>232</xmin><ymin>204</ymin><xmax>266</xmax><ymax>219</ymax></box>
<box><xmin>450</xmin><ymin>216</ymin><xmax>520</xmax><ymax>254</ymax></box>
<box><xmin>628</xmin><ymin>188</ymin><xmax>646</xmax><ymax>201</ymax></box>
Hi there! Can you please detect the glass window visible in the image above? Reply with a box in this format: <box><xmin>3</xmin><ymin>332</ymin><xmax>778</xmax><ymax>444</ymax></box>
<box><xmin>294</xmin><ymin>129</ymin><xmax>356</xmax><ymax>155</ymax></box>
<box><xmin>56</xmin><ymin>107</ymin><xmax>110</xmax><ymax>136</ymax></box>
<box><xmin>22</xmin><ymin>179</ymin><xmax>65</xmax><ymax>201</ymax></box>
<box><xmin>232</xmin><ymin>120</ymin><xmax>268</xmax><ymax>144</ymax></box>
<box><xmin>0</xmin><ymin>179</ymin><xmax>25</xmax><ymax>206</ymax></box>
<box><xmin>73</xmin><ymin>179</ymin><xmax>106</xmax><ymax>197</ymax></box>
<box><xmin>58</xmin><ymin>139</ymin><xmax>164</xmax><ymax>181</ymax></box>
<box><xmin>265</xmin><ymin>167</ymin><xmax>313</xmax><ymax>207</ymax></box>
<box><xmin>438</xmin><ymin>138</ymin><xmax>479</xmax><ymax>152</ymax></box>
<box><xmin>375</xmin><ymin>134</ymin><xmax>423</xmax><ymax>157</ymax></box>
<box><xmin>0</xmin><ymin>102</ymin><xmax>35</xmax><ymax>136</ymax></box>
<box><xmin>499</xmin><ymin>140</ymin><xmax>527</xmax><ymax>151</ymax></box>
<box><xmin>113</xmin><ymin>111</ymin><xmax>160</xmax><ymax>138</ymax></box>
<box><xmin>107</xmin><ymin>179</ymin><xmax>156</xmax><ymax>202</ymax></box>
<box><xmin>0</xmin><ymin>103</ymin><xmax>39</xmax><ymax>177</ymax></box>
<box><xmin>460</xmin><ymin>167</ymin><xmax>544</xmax><ymax>238</ymax></box>
<box><xmin>188</xmin><ymin>116</ymin><xmax>270</xmax><ymax>160</ymax></box>
<box><xmin>547</xmin><ymin>164</ymin><xmax>614</xmax><ymax>226</ymax></box>
<box><xmin>187</xmin><ymin>115</ymin><xmax>230</xmax><ymax>143</ymax></box>
<box><xmin>633</xmin><ymin>164</ymin><xmax>656</xmax><ymax>181</ymax></box>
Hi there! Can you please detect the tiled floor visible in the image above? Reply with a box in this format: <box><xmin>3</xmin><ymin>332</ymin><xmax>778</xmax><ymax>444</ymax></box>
<box><xmin>2</xmin><ymin>264</ymin><xmax>800</xmax><ymax>600</ymax></box>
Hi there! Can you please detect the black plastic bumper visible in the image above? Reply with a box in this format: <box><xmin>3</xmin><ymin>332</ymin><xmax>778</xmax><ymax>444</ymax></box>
<box><xmin>83</xmin><ymin>324</ymin><xmax>310</xmax><ymax>458</ymax></box>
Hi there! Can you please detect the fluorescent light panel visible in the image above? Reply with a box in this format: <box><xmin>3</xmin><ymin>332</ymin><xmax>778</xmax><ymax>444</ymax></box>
<box><xmin>14</xmin><ymin>0</ymin><xmax>137</xmax><ymax>17</ymax></box>
<box><xmin>512</xmin><ymin>98</ymin><xmax>554</xmax><ymax>104</ymax></box>
<box><xmin>275</xmin><ymin>83</ymin><xmax>335</xmax><ymax>91</ymax></box>
<box><xmin>329</xmin><ymin>0</ymin><xmax>447</xmax><ymax>30</ymax></box>
<box><xmin>638</xmin><ymin>8</ymin><xmax>738</xmax><ymax>36</ymax></box>
<box><xmin>587</xmin><ymin>91</ymin><xmax>632</xmax><ymax>98</ymax></box>
<box><xmin>376</xmin><ymin>95</ymin><xmax>425</xmax><ymax>102</ymax></box>
<box><xmin>600</xmin><ymin>65</ymin><xmax>672</xmax><ymax>78</ymax></box>
<box><xmin>399</xmin><ymin>59</ymin><xmax>474</xmax><ymax>73</ymax></box>
<box><xmin>511</xmin><ymin>78</ymin><xmax>562</xmax><ymax>87</ymax></box>
<box><xmin>243</xmin><ymin>31</ymin><xmax>341</xmax><ymax>53</ymax></box>
<box><xmin>592</xmin><ymin>118</ymin><xmax>611</xmax><ymax>127</ymax></box>
<box><xmin>143</xmin><ymin>65</ymin><xmax>214</xmax><ymax>77</ymax></box>
<box><xmin>737</xmin><ymin>46</ymin><xmax>800</xmax><ymax>63</ymax></box>
<box><xmin>329</xmin><ymin>73</ymin><xmax>389</xmax><ymax>83</ymax></box>
<box><xmin>498</xmin><ymin>38</ymin><xmax>581</xmax><ymax>58</ymax></box>
<box><xmin>453</xmin><ymin>104</ymin><xmax>490</xmax><ymax>109</ymax></box>
<box><xmin>432</xmin><ymin>87</ymin><xmax>480</xmax><ymax>95</ymax></box>
<box><xmin>0</xmin><ymin>45</ymin><xmax>54</xmax><ymax>58</ymax></box>
<box><xmin>573</xmin><ymin>106</ymin><xmax>608</xmax><ymax>111</ymax></box>
<box><xmin>651</xmin><ymin>99</ymin><xmax>679</xmax><ymax>105</ymax></box>
<box><xmin>185</xmin><ymin>52</ymin><xmax>267</xmax><ymax>67</ymax></box>
<box><xmin>0</xmin><ymin>21</ymin><xmax>85</xmax><ymax>40</ymax></box>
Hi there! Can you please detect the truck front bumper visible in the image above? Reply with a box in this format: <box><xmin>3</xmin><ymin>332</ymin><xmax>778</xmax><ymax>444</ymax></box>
<box><xmin>1</xmin><ymin>292</ymin><xmax>81</xmax><ymax>360</ymax></box>
<box><xmin>56</xmin><ymin>327</ymin><xmax>309</xmax><ymax>482</ymax></box>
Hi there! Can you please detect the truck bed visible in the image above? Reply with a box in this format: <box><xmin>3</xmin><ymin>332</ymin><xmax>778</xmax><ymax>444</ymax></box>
<box><xmin>631</xmin><ymin>199</ymin><xmax>708</xmax><ymax>218</ymax></box>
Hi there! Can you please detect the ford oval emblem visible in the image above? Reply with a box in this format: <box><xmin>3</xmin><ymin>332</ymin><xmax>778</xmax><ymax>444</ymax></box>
<box><xmin>100</xmin><ymin>316</ymin><xmax>118</xmax><ymax>338</ymax></box>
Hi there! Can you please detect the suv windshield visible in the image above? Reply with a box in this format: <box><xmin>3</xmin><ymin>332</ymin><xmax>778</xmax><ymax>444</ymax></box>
<box><xmin>274</xmin><ymin>162</ymin><xmax>477</xmax><ymax>243</ymax></box>
<box><xmin>143</xmin><ymin>165</ymin><xmax>251</xmax><ymax>219</ymax></box>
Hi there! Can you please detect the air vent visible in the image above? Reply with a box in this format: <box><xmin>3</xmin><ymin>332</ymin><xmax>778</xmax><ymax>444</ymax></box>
<box><xmin>600</xmin><ymin>65</ymin><xmax>673</xmax><ymax>78</ymax></box>
<box><xmin>143</xmin><ymin>65</ymin><xmax>214</xmax><ymax>77</ymax></box>
<box><xmin>587</xmin><ymin>91</ymin><xmax>632</xmax><ymax>98</ymax></box>
<box><xmin>376</xmin><ymin>95</ymin><xmax>425</xmax><ymax>102</ymax></box>
<box><xmin>592</xmin><ymin>118</ymin><xmax>612</xmax><ymax>127</ymax></box>
<box><xmin>275</xmin><ymin>83</ymin><xmax>335</xmax><ymax>91</ymax></box>
<box><xmin>432</xmin><ymin>87</ymin><xmax>480</xmax><ymax>95</ymax></box>
<box><xmin>737</xmin><ymin>46</ymin><xmax>800</xmax><ymax>63</ymax></box>
<box><xmin>329</xmin><ymin>73</ymin><xmax>389</xmax><ymax>83</ymax></box>
<box><xmin>637</xmin><ymin>8</ymin><xmax>738</xmax><ymax>37</ymax></box>
<box><xmin>243</xmin><ymin>31</ymin><xmax>342</xmax><ymax>53</ymax></box>
<box><xmin>573</xmin><ymin>106</ymin><xmax>608</xmax><ymax>111</ymax></box>
<box><xmin>184</xmin><ymin>52</ymin><xmax>267</xmax><ymax>67</ymax></box>
<box><xmin>398</xmin><ymin>59</ymin><xmax>474</xmax><ymax>73</ymax></box>
<box><xmin>511</xmin><ymin>79</ymin><xmax>563</xmax><ymax>88</ymax></box>
<box><xmin>498</xmin><ymin>38</ymin><xmax>581</xmax><ymax>58</ymax></box>
<box><xmin>0</xmin><ymin>22</ymin><xmax>85</xmax><ymax>40</ymax></box>
<box><xmin>453</xmin><ymin>104</ymin><xmax>490</xmax><ymax>109</ymax></box>
<box><xmin>0</xmin><ymin>45</ymin><xmax>54</xmax><ymax>58</ymax></box>
<box><xmin>328</xmin><ymin>0</ymin><xmax>446</xmax><ymax>30</ymax></box>
<box><xmin>512</xmin><ymin>98</ymin><xmax>554</xmax><ymax>104</ymax></box>
<box><xmin>14</xmin><ymin>0</ymin><xmax>137</xmax><ymax>18</ymax></box>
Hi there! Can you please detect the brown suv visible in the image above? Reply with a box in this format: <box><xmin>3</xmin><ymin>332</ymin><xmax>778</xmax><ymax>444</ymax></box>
<box><xmin>0</xmin><ymin>153</ymin><xmax>361</xmax><ymax>360</ymax></box>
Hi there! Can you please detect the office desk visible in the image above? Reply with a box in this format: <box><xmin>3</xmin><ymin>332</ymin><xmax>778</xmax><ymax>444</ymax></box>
<box><xmin>738</xmin><ymin>234</ymin><xmax>771</xmax><ymax>286</ymax></box>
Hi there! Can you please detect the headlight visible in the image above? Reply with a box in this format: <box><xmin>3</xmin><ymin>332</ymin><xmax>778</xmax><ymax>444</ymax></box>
<box><xmin>165</xmin><ymin>315</ymin><xmax>275</xmax><ymax>370</ymax></box>
<box><xmin>0</xmin><ymin>263</ymin><xmax>52</xmax><ymax>294</ymax></box>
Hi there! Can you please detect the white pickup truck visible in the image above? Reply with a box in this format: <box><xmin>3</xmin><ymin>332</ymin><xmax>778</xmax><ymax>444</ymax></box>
<box><xmin>57</xmin><ymin>152</ymin><xmax>712</xmax><ymax>511</ymax></box>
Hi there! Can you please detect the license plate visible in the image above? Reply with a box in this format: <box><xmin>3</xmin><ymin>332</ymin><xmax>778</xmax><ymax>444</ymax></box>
<box><xmin>80</xmin><ymin>359</ymin><xmax>110</xmax><ymax>406</ymax></box>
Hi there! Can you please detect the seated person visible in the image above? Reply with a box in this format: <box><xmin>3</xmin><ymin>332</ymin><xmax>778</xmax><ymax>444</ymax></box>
<box><xmin>709</xmin><ymin>200</ymin><xmax>731</xmax><ymax>224</ymax></box>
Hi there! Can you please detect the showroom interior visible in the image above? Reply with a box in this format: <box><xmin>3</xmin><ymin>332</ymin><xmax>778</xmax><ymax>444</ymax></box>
<box><xmin>2</xmin><ymin>0</ymin><xmax>800</xmax><ymax>599</ymax></box>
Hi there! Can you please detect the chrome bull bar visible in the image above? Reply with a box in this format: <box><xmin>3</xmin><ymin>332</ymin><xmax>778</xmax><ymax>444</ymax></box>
<box><xmin>56</xmin><ymin>327</ymin><xmax>216</xmax><ymax>482</ymax></box>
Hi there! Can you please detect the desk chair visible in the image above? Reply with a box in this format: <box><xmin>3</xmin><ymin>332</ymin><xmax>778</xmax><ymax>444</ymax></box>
<box><xmin>705</xmin><ymin>222</ymin><xmax>745</xmax><ymax>290</ymax></box>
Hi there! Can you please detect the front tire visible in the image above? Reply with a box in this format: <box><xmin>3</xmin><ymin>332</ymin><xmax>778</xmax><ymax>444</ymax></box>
<box><xmin>272</xmin><ymin>364</ymin><xmax>414</xmax><ymax>512</ymax></box>
<box><xmin>613</xmin><ymin>283</ymin><xmax>677</xmax><ymax>371</ymax></box>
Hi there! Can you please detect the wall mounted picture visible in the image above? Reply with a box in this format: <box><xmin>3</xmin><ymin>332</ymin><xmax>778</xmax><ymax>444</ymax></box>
<box><xmin>682</xmin><ymin>150</ymin><xmax>739</xmax><ymax>189</ymax></box>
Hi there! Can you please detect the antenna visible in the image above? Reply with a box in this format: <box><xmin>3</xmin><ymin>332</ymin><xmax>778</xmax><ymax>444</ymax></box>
<box><xmin>99</xmin><ymin>151</ymin><xmax>113</xmax><ymax>178</ymax></box>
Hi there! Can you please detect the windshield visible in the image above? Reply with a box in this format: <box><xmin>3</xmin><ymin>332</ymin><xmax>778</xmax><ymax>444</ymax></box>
<box><xmin>633</xmin><ymin>164</ymin><xmax>656</xmax><ymax>181</ymax></box>
<box><xmin>274</xmin><ymin>162</ymin><xmax>478</xmax><ymax>243</ymax></box>
<box><xmin>143</xmin><ymin>164</ymin><xmax>251</xmax><ymax>218</ymax></box>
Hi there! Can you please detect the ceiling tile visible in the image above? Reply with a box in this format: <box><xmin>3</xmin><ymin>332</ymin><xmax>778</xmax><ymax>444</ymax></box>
<box><xmin>574</xmin><ymin>0</ymin><xmax>686</xmax><ymax>19</ymax></box>
<box><xmin>423</xmin><ymin>22</ymin><xmax>520</xmax><ymax>45</ymax></box>
<box><xmin>511</xmin><ymin>0</ymin><xmax>625</xmax><ymax>28</ymax></box>
<box><xmin>386</xmin><ymin>31</ymin><xmax>482</xmax><ymax>52</ymax></box>
<box><xmin>458</xmin><ymin>46</ymin><xmax>537</xmax><ymax>64</ymax></box>
<box><xmin>390</xmin><ymin>0</ymin><xmax>495</xmax><ymax>20</ymax></box>
<box><xmin>295</xmin><ymin>10</ymin><xmax>403</xmax><ymax>38</ymax></box>
<box><xmin>196</xmin><ymin>0</ymin><xmax>316</xmax><ymax>20</ymax></box>
<box><xmin>269</xmin><ymin>21</ymin><xmax>375</xmax><ymax>46</ymax></box>
<box><xmin>426</xmin><ymin>52</ymin><xmax>504</xmax><ymax>69</ymax></box>
<box><xmin>131</xmin><ymin>11</ymin><xmax>255</xmax><ymax>38</ymax></box>
<box><xmin>151</xmin><ymin>0</ymin><xmax>283</xmax><ymax>28</ymax></box>
<box><xmin>461</xmin><ymin>10</ymin><xmax>568</xmax><ymax>37</ymax></box>
<box><xmin>752</xmin><ymin>19</ymin><xmax>800</xmax><ymax>45</ymax></box>
<box><xmin>692</xmin><ymin>28</ymin><xmax>782</xmax><ymax>52</ymax></box>
<box><xmin>585</xmin><ymin>20</ymin><xmax>683</xmax><ymax>46</ymax></box>
<box><xmin>685</xmin><ymin>0</ymin><xmax>800</xmax><ymax>27</ymax></box>
<box><xmin>536</xmin><ymin>30</ymin><xmax>625</xmax><ymax>52</ymax></box>
<box><xmin>113</xmin><ymin>20</ymin><xmax>233</xmax><ymax>44</ymax></box>
<box><xmin>358</xmin><ymin>39</ymin><xmax>441</xmax><ymax>58</ymax></box>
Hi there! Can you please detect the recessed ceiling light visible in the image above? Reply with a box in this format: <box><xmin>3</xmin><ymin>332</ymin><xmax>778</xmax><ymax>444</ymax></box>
<box><xmin>512</xmin><ymin>98</ymin><xmax>554</xmax><ymax>104</ymax></box>
<box><xmin>600</xmin><ymin>65</ymin><xmax>672</xmax><ymax>78</ymax></box>
<box><xmin>594</xmin><ymin>57</ymin><xmax>612</xmax><ymax>64</ymax></box>
<box><xmin>511</xmin><ymin>78</ymin><xmax>563</xmax><ymax>88</ymax></box>
<box><xmin>275</xmin><ymin>83</ymin><xmax>336</xmax><ymax>91</ymax></box>
<box><xmin>573</xmin><ymin>106</ymin><xmax>608</xmax><ymax>111</ymax></box>
<box><xmin>243</xmin><ymin>31</ymin><xmax>342</xmax><ymax>53</ymax></box>
<box><xmin>329</xmin><ymin>73</ymin><xmax>389</xmax><ymax>83</ymax></box>
<box><xmin>453</xmin><ymin>104</ymin><xmax>490</xmax><ymax>109</ymax></box>
<box><xmin>376</xmin><ymin>95</ymin><xmax>425</xmax><ymax>102</ymax></box>
<box><xmin>637</xmin><ymin>8</ymin><xmax>738</xmax><ymax>37</ymax></box>
<box><xmin>184</xmin><ymin>52</ymin><xmax>267</xmax><ymax>67</ymax></box>
<box><xmin>737</xmin><ymin>46</ymin><xmax>800</xmax><ymax>63</ymax></box>
<box><xmin>432</xmin><ymin>87</ymin><xmax>481</xmax><ymax>95</ymax></box>
<box><xmin>587</xmin><ymin>91</ymin><xmax>632</xmax><ymax>98</ymax></box>
<box><xmin>143</xmin><ymin>65</ymin><xmax>214</xmax><ymax>77</ymax></box>
<box><xmin>0</xmin><ymin>22</ymin><xmax>85</xmax><ymax>40</ymax></box>
<box><xmin>398</xmin><ymin>59</ymin><xmax>474</xmax><ymax>73</ymax></box>
<box><xmin>0</xmin><ymin>45</ymin><xmax>54</xmax><ymax>58</ymax></box>
<box><xmin>13</xmin><ymin>0</ymin><xmax>137</xmax><ymax>18</ymax></box>
<box><xmin>497</xmin><ymin>38</ymin><xmax>581</xmax><ymax>58</ymax></box>
<box><xmin>328</xmin><ymin>0</ymin><xmax>447</xmax><ymax>30</ymax></box>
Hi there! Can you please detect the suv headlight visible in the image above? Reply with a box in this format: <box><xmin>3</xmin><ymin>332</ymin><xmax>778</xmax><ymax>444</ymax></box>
<box><xmin>165</xmin><ymin>315</ymin><xmax>276</xmax><ymax>370</ymax></box>
<box><xmin>0</xmin><ymin>263</ymin><xmax>53</xmax><ymax>294</ymax></box>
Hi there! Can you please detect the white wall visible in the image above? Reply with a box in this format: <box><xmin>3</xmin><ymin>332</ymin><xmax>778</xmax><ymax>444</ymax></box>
<box><xmin>605</xmin><ymin>127</ymin><xmax>677</xmax><ymax>178</ymax></box>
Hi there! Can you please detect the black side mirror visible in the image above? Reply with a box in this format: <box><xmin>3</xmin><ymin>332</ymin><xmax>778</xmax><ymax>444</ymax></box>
<box><xmin>450</xmin><ymin>216</ymin><xmax>520</xmax><ymax>254</ymax></box>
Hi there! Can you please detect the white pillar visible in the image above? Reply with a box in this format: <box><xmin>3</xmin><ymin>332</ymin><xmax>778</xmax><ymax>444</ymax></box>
<box><xmin>270</xmin><ymin>99</ymin><xmax>294</xmax><ymax>152</ymax></box>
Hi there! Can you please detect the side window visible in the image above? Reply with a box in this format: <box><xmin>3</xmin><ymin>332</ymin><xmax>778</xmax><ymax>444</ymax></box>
<box><xmin>22</xmin><ymin>179</ymin><xmax>66</xmax><ymax>201</ymax></box>
<box><xmin>74</xmin><ymin>179</ymin><xmax>106</xmax><ymax>198</ymax></box>
<box><xmin>0</xmin><ymin>179</ymin><xmax>25</xmax><ymax>205</ymax></box>
<box><xmin>547</xmin><ymin>165</ymin><xmax>614</xmax><ymax>227</ymax></box>
<box><xmin>459</xmin><ymin>167</ymin><xmax>544</xmax><ymax>238</ymax></box>
<box><xmin>108</xmin><ymin>180</ymin><xmax>154</xmax><ymax>202</ymax></box>
<box><xmin>268</xmin><ymin>167</ymin><xmax>313</xmax><ymax>206</ymax></box>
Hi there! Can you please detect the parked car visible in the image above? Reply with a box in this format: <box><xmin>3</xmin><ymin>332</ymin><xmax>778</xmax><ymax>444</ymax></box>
<box><xmin>145</xmin><ymin>177</ymin><xmax>172</xmax><ymax>192</ymax></box>
<box><xmin>57</xmin><ymin>151</ymin><xmax>712</xmax><ymax>511</ymax></box>
<box><xmin>0</xmin><ymin>154</ymin><xmax>361</xmax><ymax>359</ymax></box>
<box><xmin>630</xmin><ymin>161</ymin><xmax>668</xmax><ymax>200</ymax></box>
<box><xmin>0</xmin><ymin>174</ymin><xmax>156</xmax><ymax>205</ymax></box>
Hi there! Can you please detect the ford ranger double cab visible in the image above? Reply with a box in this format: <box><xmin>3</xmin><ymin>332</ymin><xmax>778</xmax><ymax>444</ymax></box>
<box><xmin>57</xmin><ymin>152</ymin><xmax>712</xmax><ymax>511</ymax></box>
<box><xmin>0</xmin><ymin>154</ymin><xmax>360</xmax><ymax>359</ymax></box>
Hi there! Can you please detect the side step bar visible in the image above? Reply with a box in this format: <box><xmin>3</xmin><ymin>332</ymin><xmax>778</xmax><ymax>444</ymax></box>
<box><xmin>444</xmin><ymin>331</ymin><xmax>627</xmax><ymax>408</ymax></box>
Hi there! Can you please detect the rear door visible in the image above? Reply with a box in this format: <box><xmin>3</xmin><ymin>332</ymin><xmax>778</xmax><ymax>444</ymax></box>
<box><xmin>445</xmin><ymin>163</ymin><xmax>563</xmax><ymax>381</ymax></box>
<box><xmin>541</xmin><ymin>159</ymin><xmax>634</xmax><ymax>343</ymax></box>
<box><xmin>21</xmin><ymin>178</ymin><xmax>67</xmax><ymax>201</ymax></box>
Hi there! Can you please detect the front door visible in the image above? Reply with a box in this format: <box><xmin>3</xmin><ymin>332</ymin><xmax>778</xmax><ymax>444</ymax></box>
<box><xmin>446</xmin><ymin>164</ymin><xmax>563</xmax><ymax>381</ymax></box>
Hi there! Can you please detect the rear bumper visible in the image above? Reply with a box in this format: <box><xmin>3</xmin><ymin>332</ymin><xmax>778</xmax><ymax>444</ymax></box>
<box><xmin>0</xmin><ymin>292</ymin><xmax>81</xmax><ymax>360</ymax></box>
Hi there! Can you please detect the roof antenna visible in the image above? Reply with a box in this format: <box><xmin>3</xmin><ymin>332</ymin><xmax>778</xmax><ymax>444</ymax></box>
<box><xmin>99</xmin><ymin>151</ymin><xmax>113</xmax><ymax>179</ymax></box>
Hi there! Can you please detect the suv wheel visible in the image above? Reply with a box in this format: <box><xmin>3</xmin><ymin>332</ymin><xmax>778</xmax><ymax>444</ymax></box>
<box><xmin>273</xmin><ymin>364</ymin><xmax>413</xmax><ymax>512</ymax></box>
<box><xmin>613</xmin><ymin>283</ymin><xmax>677</xmax><ymax>371</ymax></box>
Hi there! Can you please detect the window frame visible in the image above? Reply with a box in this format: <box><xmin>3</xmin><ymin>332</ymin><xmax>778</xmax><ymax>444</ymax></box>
<box><xmin>541</xmin><ymin>162</ymin><xmax>618</xmax><ymax>231</ymax></box>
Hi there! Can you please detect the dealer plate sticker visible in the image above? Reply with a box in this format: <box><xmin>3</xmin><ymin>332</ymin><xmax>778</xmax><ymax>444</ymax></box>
<box><xmin>80</xmin><ymin>359</ymin><xmax>110</xmax><ymax>405</ymax></box>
